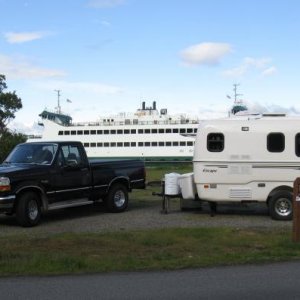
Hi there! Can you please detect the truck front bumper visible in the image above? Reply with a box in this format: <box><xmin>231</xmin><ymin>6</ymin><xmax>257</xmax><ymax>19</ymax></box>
<box><xmin>0</xmin><ymin>195</ymin><xmax>15</xmax><ymax>212</ymax></box>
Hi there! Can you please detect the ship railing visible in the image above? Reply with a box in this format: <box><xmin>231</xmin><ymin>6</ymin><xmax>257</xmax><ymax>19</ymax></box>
<box><xmin>69</xmin><ymin>119</ymin><xmax>198</xmax><ymax>127</ymax></box>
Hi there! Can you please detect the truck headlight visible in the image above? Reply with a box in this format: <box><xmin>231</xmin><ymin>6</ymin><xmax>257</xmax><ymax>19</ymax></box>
<box><xmin>0</xmin><ymin>177</ymin><xmax>11</xmax><ymax>192</ymax></box>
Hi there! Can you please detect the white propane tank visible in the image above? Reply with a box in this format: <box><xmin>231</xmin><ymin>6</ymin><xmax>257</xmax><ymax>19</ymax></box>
<box><xmin>164</xmin><ymin>173</ymin><xmax>180</xmax><ymax>196</ymax></box>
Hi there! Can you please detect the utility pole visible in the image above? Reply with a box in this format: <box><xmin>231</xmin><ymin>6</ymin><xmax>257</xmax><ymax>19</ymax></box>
<box><xmin>54</xmin><ymin>89</ymin><xmax>61</xmax><ymax>114</ymax></box>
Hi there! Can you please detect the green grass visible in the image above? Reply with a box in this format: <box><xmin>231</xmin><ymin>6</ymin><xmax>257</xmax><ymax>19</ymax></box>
<box><xmin>0</xmin><ymin>228</ymin><xmax>299</xmax><ymax>276</ymax></box>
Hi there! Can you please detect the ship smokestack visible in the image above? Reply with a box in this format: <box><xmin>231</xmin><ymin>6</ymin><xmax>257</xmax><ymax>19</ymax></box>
<box><xmin>153</xmin><ymin>101</ymin><xmax>156</xmax><ymax>110</ymax></box>
<box><xmin>142</xmin><ymin>101</ymin><xmax>146</xmax><ymax>110</ymax></box>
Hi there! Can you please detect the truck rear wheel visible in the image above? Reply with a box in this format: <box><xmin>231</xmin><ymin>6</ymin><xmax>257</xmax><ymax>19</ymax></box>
<box><xmin>269</xmin><ymin>191</ymin><xmax>293</xmax><ymax>221</ymax></box>
<box><xmin>105</xmin><ymin>183</ymin><xmax>128</xmax><ymax>213</ymax></box>
<box><xmin>16</xmin><ymin>192</ymin><xmax>41</xmax><ymax>227</ymax></box>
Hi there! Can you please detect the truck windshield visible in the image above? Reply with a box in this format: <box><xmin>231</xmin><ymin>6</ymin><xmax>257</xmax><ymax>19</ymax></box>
<box><xmin>5</xmin><ymin>143</ymin><xmax>58</xmax><ymax>165</ymax></box>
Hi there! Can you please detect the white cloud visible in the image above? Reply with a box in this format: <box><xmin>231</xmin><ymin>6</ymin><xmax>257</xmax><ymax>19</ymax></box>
<box><xmin>180</xmin><ymin>42</ymin><xmax>232</xmax><ymax>66</ymax></box>
<box><xmin>0</xmin><ymin>54</ymin><xmax>66</xmax><ymax>79</ymax></box>
<box><xmin>4</xmin><ymin>31</ymin><xmax>52</xmax><ymax>44</ymax></box>
<box><xmin>87</xmin><ymin>0</ymin><xmax>124</xmax><ymax>8</ymax></box>
<box><xmin>223</xmin><ymin>57</ymin><xmax>277</xmax><ymax>78</ymax></box>
<box><xmin>261</xmin><ymin>66</ymin><xmax>277</xmax><ymax>77</ymax></box>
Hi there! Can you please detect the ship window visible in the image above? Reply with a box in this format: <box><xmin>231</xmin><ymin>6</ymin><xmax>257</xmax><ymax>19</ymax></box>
<box><xmin>145</xmin><ymin>129</ymin><xmax>150</xmax><ymax>134</ymax></box>
<box><xmin>138</xmin><ymin>129</ymin><xmax>143</xmax><ymax>134</ymax></box>
<box><xmin>166</xmin><ymin>129</ymin><xmax>171</xmax><ymax>133</ymax></box>
<box><xmin>180</xmin><ymin>141</ymin><xmax>186</xmax><ymax>146</ymax></box>
<box><xmin>187</xmin><ymin>128</ymin><xmax>193</xmax><ymax>133</ymax></box>
<box><xmin>131</xmin><ymin>129</ymin><xmax>136</xmax><ymax>134</ymax></box>
<box><xmin>124</xmin><ymin>142</ymin><xmax>130</xmax><ymax>147</ymax></box>
<box><xmin>133</xmin><ymin>119</ymin><xmax>138</xmax><ymax>125</ymax></box>
<box><xmin>84</xmin><ymin>130</ymin><xmax>89</xmax><ymax>135</ymax></box>
<box><xmin>187</xmin><ymin>141</ymin><xmax>193</xmax><ymax>146</ymax></box>
<box><xmin>104</xmin><ymin>142</ymin><xmax>109</xmax><ymax>147</ymax></box>
<box><xmin>152</xmin><ymin>142</ymin><xmax>158</xmax><ymax>147</ymax></box>
<box><xmin>97</xmin><ymin>130</ymin><xmax>103</xmax><ymax>134</ymax></box>
<box><xmin>97</xmin><ymin>143</ymin><xmax>103</xmax><ymax>147</ymax></box>
<box><xmin>145</xmin><ymin>142</ymin><xmax>150</xmax><ymax>147</ymax></box>
<box><xmin>131</xmin><ymin>142</ymin><xmax>136</xmax><ymax>147</ymax></box>
<box><xmin>152</xmin><ymin>129</ymin><xmax>158</xmax><ymax>134</ymax></box>
<box><xmin>194</xmin><ymin>128</ymin><xmax>198</xmax><ymax>133</ymax></box>
<box><xmin>104</xmin><ymin>130</ymin><xmax>109</xmax><ymax>135</ymax></box>
<box><xmin>173</xmin><ymin>141</ymin><xmax>178</xmax><ymax>146</ymax></box>
<box><xmin>124</xmin><ymin>129</ymin><xmax>130</xmax><ymax>134</ymax></box>
<box><xmin>77</xmin><ymin>130</ymin><xmax>83</xmax><ymax>135</ymax></box>
<box><xmin>117</xmin><ymin>130</ymin><xmax>123</xmax><ymax>134</ymax></box>
<box><xmin>138</xmin><ymin>142</ymin><xmax>143</xmax><ymax>146</ymax></box>
<box><xmin>180</xmin><ymin>128</ymin><xmax>186</xmax><ymax>134</ymax></box>
<box><xmin>159</xmin><ymin>142</ymin><xmax>164</xmax><ymax>146</ymax></box>
<box><xmin>166</xmin><ymin>142</ymin><xmax>172</xmax><ymax>146</ymax></box>
<box><xmin>267</xmin><ymin>133</ymin><xmax>285</xmax><ymax>153</ymax></box>
<box><xmin>71</xmin><ymin>130</ymin><xmax>76</xmax><ymax>135</ymax></box>
<box><xmin>91</xmin><ymin>130</ymin><xmax>96</xmax><ymax>135</ymax></box>
<box><xmin>111</xmin><ymin>130</ymin><xmax>116</xmax><ymax>134</ymax></box>
<box><xmin>111</xmin><ymin>142</ymin><xmax>116</xmax><ymax>147</ymax></box>
<box><xmin>84</xmin><ymin>143</ymin><xmax>89</xmax><ymax>147</ymax></box>
<box><xmin>296</xmin><ymin>134</ymin><xmax>300</xmax><ymax>157</ymax></box>
<box><xmin>159</xmin><ymin>129</ymin><xmax>164</xmax><ymax>133</ymax></box>
<box><xmin>207</xmin><ymin>133</ymin><xmax>224</xmax><ymax>152</ymax></box>
<box><xmin>91</xmin><ymin>143</ymin><xmax>96</xmax><ymax>147</ymax></box>
<box><xmin>173</xmin><ymin>129</ymin><xmax>178</xmax><ymax>133</ymax></box>
<box><xmin>58</xmin><ymin>131</ymin><xmax>63</xmax><ymax>135</ymax></box>
<box><xmin>117</xmin><ymin>142</ymin><xmax>123</xmax><ymax>147</ymax></box>
<box><xmin>64</xmin><ymin>131</ymin><xmax>70</xmax><ymax>135</ymax></box>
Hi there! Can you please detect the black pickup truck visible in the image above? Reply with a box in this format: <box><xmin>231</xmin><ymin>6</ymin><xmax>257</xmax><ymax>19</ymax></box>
<box><xmin>0</xmin><ymin>141</ymin><xmax>146</xmax><ymax>227</ymax></box>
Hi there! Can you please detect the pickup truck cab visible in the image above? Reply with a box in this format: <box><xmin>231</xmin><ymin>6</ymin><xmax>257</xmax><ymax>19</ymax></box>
<box><xmin>0</xmin><ymin>141</ymin><xmax>146</xmax><ymax>226</ymax></box>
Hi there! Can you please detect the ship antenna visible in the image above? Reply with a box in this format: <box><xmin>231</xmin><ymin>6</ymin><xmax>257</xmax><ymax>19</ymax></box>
<box><xmin>54</xmin><ymin>89</ymin><xmax>61</xmax><ymax>114</ymax></box>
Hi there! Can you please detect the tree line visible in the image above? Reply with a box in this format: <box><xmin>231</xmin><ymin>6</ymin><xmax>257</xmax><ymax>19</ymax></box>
<box><xmin>0</xmin><ymin>74</ymin><xmax>26</xmax><ymax>162</ymax></box>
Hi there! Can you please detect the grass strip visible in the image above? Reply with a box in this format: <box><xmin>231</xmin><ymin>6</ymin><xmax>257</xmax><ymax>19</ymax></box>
<box><xmin>0</xmin><ymin>227</ymin><xmax>299</xmax><ymax>276</ymax></box>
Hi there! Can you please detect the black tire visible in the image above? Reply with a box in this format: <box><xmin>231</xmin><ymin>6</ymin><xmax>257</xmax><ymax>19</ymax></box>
<box><xmin>105</xmin><ymin>183</ymin><xmax>128</xmax><ymax>213</ymax></box>
<box><xmin>269</xmin><ymin>191</ymin><xmax>293</xmax><ymax>221</ymax></box>
<box><xmin>16</xmin><ymin>192</ymin><xmax>41</xmax><ymax>227</ymax></box>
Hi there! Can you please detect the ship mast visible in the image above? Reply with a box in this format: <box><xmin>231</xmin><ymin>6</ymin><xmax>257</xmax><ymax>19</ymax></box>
<box><xmin>233</xmin><ymin>83</ymin><xmax>243</xmax><ymax>104</ymax></box>
<box><xmin>54</xmin><ymin>89</ymin><xmax>61</xmax><ymax>114</ymax></box>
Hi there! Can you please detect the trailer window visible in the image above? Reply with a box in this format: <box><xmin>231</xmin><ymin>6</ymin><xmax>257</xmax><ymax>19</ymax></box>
<box><xmin>267</xmin><ymin>133</ymin><xmax>285</xmax><ymax>152</ymax></box>
<box><xmin>207</xmin><ymin>133</ymin><xmax>224</xmax><ymax>152</ymax></box>
<box><xmin>295</xmin><ymin>134</ymin><xmax>300</xmax><ymax>157</ymax></box>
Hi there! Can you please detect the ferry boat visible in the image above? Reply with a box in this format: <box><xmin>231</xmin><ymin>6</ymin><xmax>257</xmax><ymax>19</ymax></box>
<box><xmin>29</xmin><ymin>101</ymin><xmax>199</xmax><ymax>162</ymax></box>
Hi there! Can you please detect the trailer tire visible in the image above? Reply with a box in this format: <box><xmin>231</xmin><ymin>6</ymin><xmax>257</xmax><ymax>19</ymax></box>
<box><xmin>16</xmin><ymin>192</ymin><xmax>41</xmax><ymax>227</ymax></box>
<box><xmin>105</xmin><ymin>183</ymin><xmax>128</xmax><ymax>213</ymax></box>
<box><xmin>269</xmin><ymin>191</ymin><xmax>293</xmax><ymax>221</ymax></box>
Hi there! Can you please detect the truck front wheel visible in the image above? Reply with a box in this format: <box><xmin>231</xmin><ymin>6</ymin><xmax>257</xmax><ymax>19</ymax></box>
<box><xmin>269</xmin><ymin>191</ymin><xmax>293</xmax><ymax>221</ymax></box>
<box><xmin>105</xmin><ymin>183</ymin><xmax>128</xmax><ymax>213</ymax></box>
<box><xmin>16</xmin><ymin>192</ymin><xmax>41</xmax><ymax>227</ymax></box>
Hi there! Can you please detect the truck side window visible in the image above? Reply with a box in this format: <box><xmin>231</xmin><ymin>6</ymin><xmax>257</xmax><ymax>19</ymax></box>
<box><xmin>267</xmin><ymin>133</ymin><xmax>285</xmax><ymax>152</ymax></box>
<box><xmin>295</xmin><ymin>133</ymin><xmax>300</xmax><ymax>157</ymax></box>
<box><xmin>207</xmin><ymin>133</ymin><xmax>224</xmax><ymax>152</ymax></box>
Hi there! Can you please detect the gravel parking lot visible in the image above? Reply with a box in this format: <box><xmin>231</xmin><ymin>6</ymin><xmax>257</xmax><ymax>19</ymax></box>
<box><xmin>0</xmin><ymin>187</ymin><xmax>292</xmax><ymax>237</ymax></box>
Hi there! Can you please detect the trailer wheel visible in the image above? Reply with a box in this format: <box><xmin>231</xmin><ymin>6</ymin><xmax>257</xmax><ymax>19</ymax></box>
<box><xmin>16</xmin><ymin>192</ymin><xmax>41</xmax><ymax>227</ymax></box>
<box><xmin>269</xmin><ymin>191</ymin><xmax>293</xmax><ymax>221</ymax></box>
<box><xmin>105</xmin><ymin>183</ymin><xmax>128</xmax><ymax>213</ymax></box>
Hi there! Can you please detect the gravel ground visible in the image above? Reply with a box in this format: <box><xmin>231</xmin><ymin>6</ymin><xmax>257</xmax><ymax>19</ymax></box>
<box><xmin>0</xmin><ymin>187</ymin><xmax>292</xmax><ymax>237</ymax></box>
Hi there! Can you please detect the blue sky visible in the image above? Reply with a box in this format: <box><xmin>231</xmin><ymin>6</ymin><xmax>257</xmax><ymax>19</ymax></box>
<box><xmin>0</xmin><ymin>0</ymin><xmax>299</xmax><ymax>133</ymax></box>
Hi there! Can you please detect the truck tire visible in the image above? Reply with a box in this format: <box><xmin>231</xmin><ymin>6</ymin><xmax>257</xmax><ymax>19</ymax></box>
<box><xmin>105</xmin><ymin>183</ymin><xmax>128</xmax><ymax>213</ymax></box>
<box><xmin>16</xmin><ymin>192</ymin><xmax>41</xmax><ymax>227</ymax></box>
<box><xmin>269</xmin><ymin>191</ymin><xmax>293</xmax><ymax>221</ymax></box>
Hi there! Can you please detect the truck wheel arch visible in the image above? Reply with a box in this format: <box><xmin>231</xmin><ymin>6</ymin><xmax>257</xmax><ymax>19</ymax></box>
<box><xmin>15</xmin><ymin>186</ymin><xmax>47</xmax><ymax>212</ymax></box>
<box><xmin>267</xmin><ymin>185</ymin><xmax>293</xmax><ymax>205</ymax></box>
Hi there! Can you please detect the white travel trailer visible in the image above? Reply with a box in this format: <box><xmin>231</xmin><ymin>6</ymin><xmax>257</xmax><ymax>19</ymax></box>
<box><xmin>191</xmin><ymin>114</ymin><xmax>300</xmax><ymax>220</ymax></box>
